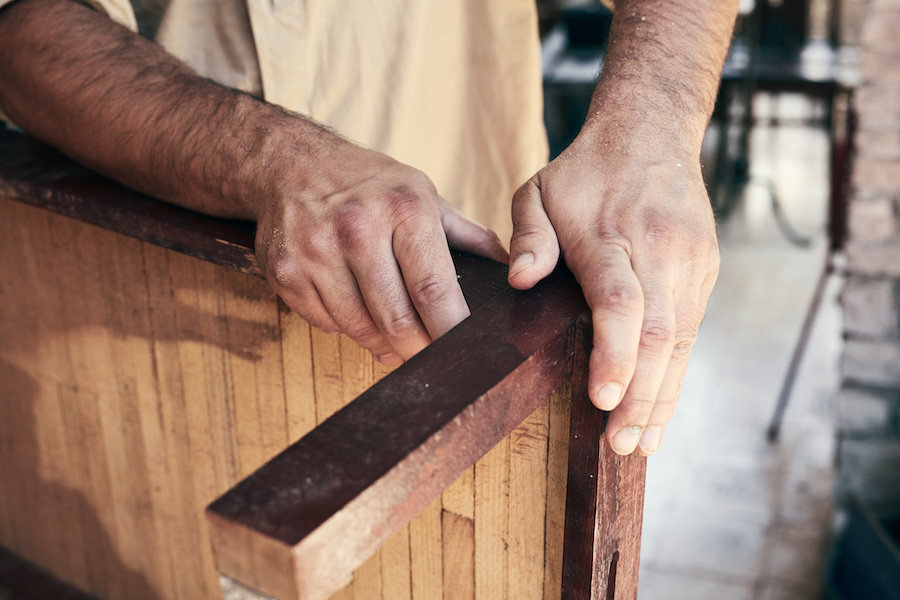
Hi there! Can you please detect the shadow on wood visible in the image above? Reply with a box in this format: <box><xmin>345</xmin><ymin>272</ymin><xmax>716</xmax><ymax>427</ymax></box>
<box><xmin>0</xmin><ymin>130</ymin><xmax>646</xmax><ymax>600</ymax></box>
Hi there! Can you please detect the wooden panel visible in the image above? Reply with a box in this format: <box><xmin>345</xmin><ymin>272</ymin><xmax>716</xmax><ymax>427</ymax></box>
<box><xmin>0</xmin><ymin>195</ymin><xmax>588</xmax><ymax>600</ymax></box>
<box><xmin>0</xmin><ymin>130</ymin><xmax>646</xmax><ymax>600</ymax></box>
<box><xmin>0</xmin><ymin>196</ymin><xmax>321</xmax><ymax>600</ymax></box>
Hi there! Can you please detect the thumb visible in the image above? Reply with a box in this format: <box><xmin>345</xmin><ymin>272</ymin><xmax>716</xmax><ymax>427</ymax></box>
<box><xmin>508</xmin><ymin>178</ymin><xmax>560</xmax><ymax>290</ymax></box>
<box><xmin>437</xmin><ymin>196</ymin><xmax>509</xmax><ymax>263</ymax></box>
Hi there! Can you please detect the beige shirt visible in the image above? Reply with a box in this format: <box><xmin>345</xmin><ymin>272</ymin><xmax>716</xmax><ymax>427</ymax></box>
<box><xmin>2</xmin><ymin>0</ymin><xmax>550</xmax><ymax>241</ymax></box>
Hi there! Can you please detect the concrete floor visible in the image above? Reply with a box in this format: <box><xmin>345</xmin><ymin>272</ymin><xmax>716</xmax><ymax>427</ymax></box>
<box><xmin>638</xmin><ymin>94</ymin><xmax>842</xmax><ymax>600</ymax></box>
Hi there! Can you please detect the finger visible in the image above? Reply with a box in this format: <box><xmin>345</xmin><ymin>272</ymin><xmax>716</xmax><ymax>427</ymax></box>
<box><xmin>574</xmin><ymin>244</ymin><xmax>644</xmax><ymax>413</ymax></box>
<box><xmin>326</xmin><ymin>192</ymin><xmax>436</xmax><ymax>361</ymax></box>
<box><xmin>437</xmin><ymin>197</ymin><xmax>509</xmax><ymax>263</ymax></box>
<box><xmin>347</xmin><ymin>241</ymin><xmax>434</xmax><ymax>360</ymax></box>
<box><xmin>313</xmin><ymin>266</ymin><xmax>405</xmax><ymax>366</ymax></box>
<box><xmin>281</xmin><ymin>287</ymin><xmax>342</xmax><ymax>335</ymax></box>
<box><xmin>637</xmin><ymin>294</ymin><xmax>705</xmax><ymax>456</ymax></box>
<box><xmin>635</xmin><ymin>353</ymin><xmax>686</xmax><ymax>457</ymax></box>
<box><xmin>393</xmin><ymin>220</ymin><xmax>470</xmax><ymax>341</ymax></box>
<box><xmin>262</xmin><ymin>250</ymin><xmax>343</xmax><ymax>334</ymax></box>
<box><xmin>508</xmin><ymin>178</ymin><xmax>560</xmax><ymax>289</ymax></box>
<box><xmin>603</xmin><ymin>275</ymin><xmax>676</xmax><ymax>455</ymax></box>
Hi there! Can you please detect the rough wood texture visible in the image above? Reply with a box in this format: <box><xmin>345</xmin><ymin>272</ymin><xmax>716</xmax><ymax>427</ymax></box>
<box><xmin>561</xmin><ymin>317</ymin><xmax>646</xmax><ymax>600</ymax></box>
<box><xmin>0</xmin><ymin>130</ymin><xmax>646</xmax><ymax>600</ymax></box>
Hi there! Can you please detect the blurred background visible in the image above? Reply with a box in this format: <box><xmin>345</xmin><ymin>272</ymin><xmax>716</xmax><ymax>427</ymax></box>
<box><xmin>536</xmin><ymin>1</ymin><xmax>900</xmax><ymax>599</ymax></box>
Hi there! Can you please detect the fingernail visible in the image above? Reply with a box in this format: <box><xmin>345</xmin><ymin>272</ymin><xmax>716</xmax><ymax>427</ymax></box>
<box><xmin>595</xmin><ymin>383</ymin><xmax>623</xmax><ymax>410</ymax></box>
<box><xmin>612</xmin><ymin>426</ymin><xmax>643</xmax><ymax>455</ymax></box>
<box><xmin>639</xmin><ymin>426</ymin><xmax>663</xmax><ymax>455</ymax></box>
<box><xmin>508</xmin><ymin>252</ymin><xmax>534</xmax><ymax>278</ymax></box>
<box><xmin>376</xmin><ymin>353</ymin><xmax>402</xmax><ymax>366</ymax></box>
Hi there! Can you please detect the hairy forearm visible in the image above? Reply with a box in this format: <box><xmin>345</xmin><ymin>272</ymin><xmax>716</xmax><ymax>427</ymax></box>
<box><xmin>586</xmin><ymin>0</ymin><xmax>739</xmax><ymax>154</ymax></box>
<box><xmin>0</xmin><ymin>0</ymin><xmax>337</xmax><ymax>220</ymax></box>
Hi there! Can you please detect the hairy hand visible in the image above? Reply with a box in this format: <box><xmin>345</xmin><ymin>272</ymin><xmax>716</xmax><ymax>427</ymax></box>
<box><xmin>507</xmin><ymin>132</ymin><xmax>719</xmax><ymax>456</ymax></box>
<box><xmin>256</xmin><ymin>143</ymin><xmax>508</xmax><ymax>365</ymax></box>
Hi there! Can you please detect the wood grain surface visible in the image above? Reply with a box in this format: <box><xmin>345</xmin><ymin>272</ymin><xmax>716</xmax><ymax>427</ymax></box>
<box><xmin>206</xmin><ymin>259</ymin><xmax>589</xmax><ymax>599</ymax></box>
<box><xmin>0</xmin><ymin>130</ymin><xmax>646</xmax><ymax>600</ymax></box>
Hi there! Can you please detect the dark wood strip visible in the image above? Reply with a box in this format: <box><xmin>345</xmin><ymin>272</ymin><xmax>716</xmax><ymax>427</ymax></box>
<box><xmin>561</xmin><ymin>316</ymin><xmax>646</xmax><ymax>600</ymax></box>
<box><xmin>0</xmin><ymin>130</ymin><xmax>258</xmax><ymax>275</ymax></box>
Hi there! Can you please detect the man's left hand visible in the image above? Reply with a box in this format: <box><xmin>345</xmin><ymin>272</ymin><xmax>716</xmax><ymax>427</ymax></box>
<box><xmin>507</xmin><ymin>129</ymin><xmax>720</xmax><ymax>456</ymax></box>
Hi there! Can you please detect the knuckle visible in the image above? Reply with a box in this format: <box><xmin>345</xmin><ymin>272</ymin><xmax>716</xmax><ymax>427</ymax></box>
<box><xmin>268</xmin><ymin>257</ymin><xmax>301</xmax><ymax>292</ymax></box>
<box><xmin>386</xmin><ymin>183</ymin><xmax>434</xmax><ymax>227</ymax></box>
<box><xmin>671</xmin><ymin>335</ymin><xmax>696</xmax><ymax>361</ymax></box>
<box><xmin>707</xmin><ymin>244</ymin><xmax>721</xmax><ymax>271</ymax></box>
<box><xmin>671</xmin><ymin>322</ymin><xmax>701</xmax><ymax>361</ymax></box>
<box><xmin>510</xmin><ymin>222</ymin><xmax>549</xmax><ymax>245</ymax></box>
<box><xmin>640</xmin><ymin>320</ymin><xmax>675</xmax><ymax>351</ymax></box>
<box><xmin>638</xmin><ymin>217</ymin><xmax>678</xmax><ymax>252</ymax></box>
<box><xmin>335</xmin><ymin>201</ymin><xmax>375</xmax><ymax>250</ymax></box>
<box><xmin>344</xmin><ymin>318</ymin><xmax>382</xmax><ymax>343</ymax></box>
<box><xmin>318</xmin><ymin>322</ymin><xmax>341</xmax><ymax>335</ymax></box>
<box><xmin>382</xmin><ymin>310</ymin><xmax>421</xmax><ymax>340</ymax></box>
<box><xmin>410</xmin><ymin>274</ymin><xmax>454</xmax><ymax>308</ymax></box>
<box><xmin>704</xmin><ymin>246</ymin><xmax>722</xmax><ymax>285</ymax></box>
<box><xmin>597</xmin><ymin>283</ymin><xmax>642</xmax><ymax>317</ymax></box>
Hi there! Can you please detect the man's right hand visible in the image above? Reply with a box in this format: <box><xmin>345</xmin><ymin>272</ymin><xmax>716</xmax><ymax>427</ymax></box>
<box><xmin>0</xmin><ymin>0</ymin><xmax>506</xmax><ymax>363</ymax></box>
<box><xmin>255</xmin><ymin>142</ymin><xmax>507</xmax><ymax>365</ymax></box>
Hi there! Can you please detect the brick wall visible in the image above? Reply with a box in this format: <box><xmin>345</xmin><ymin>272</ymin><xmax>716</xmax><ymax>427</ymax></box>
<box><xmin>838</xmin><ymin>0</ymin><xmax>900</xmax><ymax>517</ymax></box>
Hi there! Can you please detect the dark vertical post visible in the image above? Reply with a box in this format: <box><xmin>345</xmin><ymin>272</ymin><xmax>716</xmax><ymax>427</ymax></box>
<box><xmin>561</xmin><ymin>315</ymin><xmax>647</xmax><ymax>600</ymax></box>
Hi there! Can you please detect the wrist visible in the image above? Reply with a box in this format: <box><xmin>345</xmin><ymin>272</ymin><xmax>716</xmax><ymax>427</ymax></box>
<box><xmin>573</xmin><ymin>110</ymin><xmax>702</xmax><ymax>171</ymax></box>
<box><xmin>224</xmin><ymin>99</ymin><xmax>359</xmax><ymax>221</ymax></box>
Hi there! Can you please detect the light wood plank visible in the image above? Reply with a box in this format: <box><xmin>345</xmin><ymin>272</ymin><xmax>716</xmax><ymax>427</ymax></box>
<box><xmin>143</xmin><ymin>244</ymin><xmax>209</xmax><ymax>600</ymax></box>
<box><xmin>310</xmin><ymin>328</ymin><xmax>346</xmax><ymax>424</ymax></box>
<box><xmin>410</xmin><ymin>496</ymin><xmax>443</xmax><ymax>600</ymax></box>
<box><xmin>543</xmin><ymin>384</ymin><xmax>572</xmax><ymax>600</ymax></box>
<box><xmin>441</xmin><ymin>511</ymin><xmax>475</xmax><ymax>600</ymax></box>
<box><xmin>352</xmin><ymin>546</ymin><xmax>383</xmax><ymax>600</ymax></box>
<box><xmin>280</xmin><ymin>306</ymin><xmax>317</xmax><ymax>443</ymax></box>
<box><xmin>442</xmin><ymin>467</ymin><xmax>475</xmax><ymax>520</ymax></box>
<box><xmin>474</xmin><ymin>436</ymin><xmax>510</xmax><ymax>600</ymax></box>
<box><xmin>508</xmin><ymin>401</ymin><xmax>550</xmax><ymax>600</ymax></box>
<box><xmin>379</xmin><ymin>525</ymin><xmax>412</xmax><ymax>600</ymax></box>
